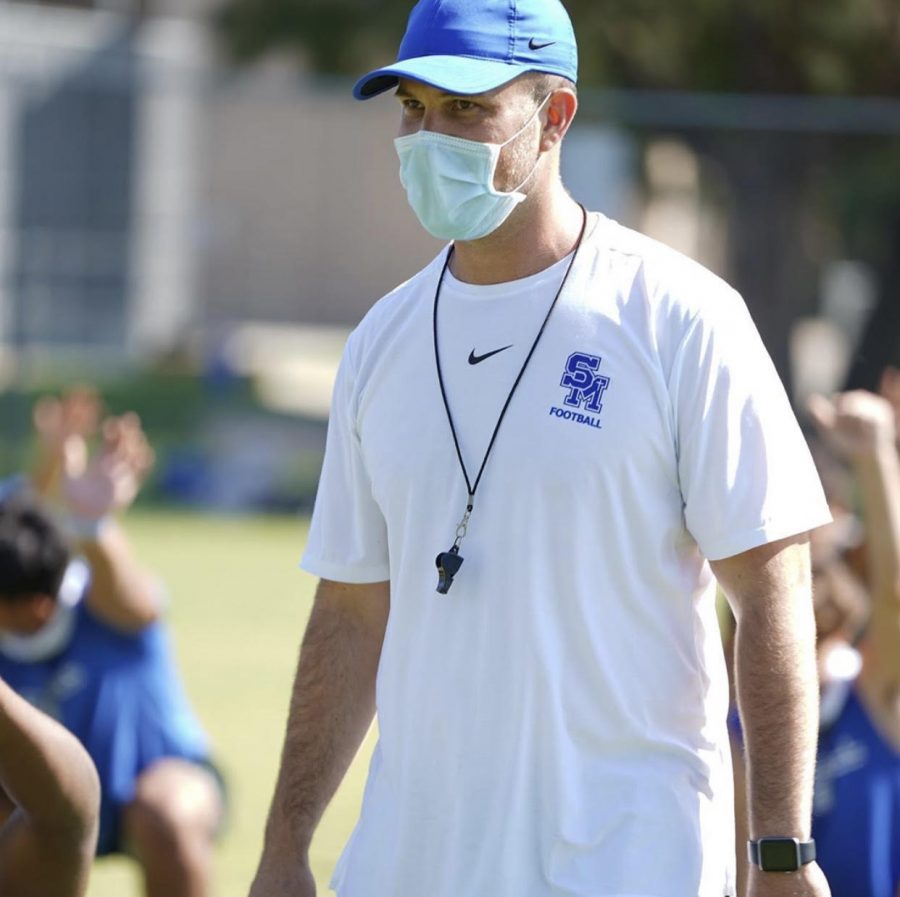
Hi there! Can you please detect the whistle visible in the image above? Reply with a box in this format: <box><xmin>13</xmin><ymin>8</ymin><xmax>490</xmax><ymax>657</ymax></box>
<box><xmin>435</xmin><ymin>547</ymin><xmax>464</xmax><ymax>594</ymax></box>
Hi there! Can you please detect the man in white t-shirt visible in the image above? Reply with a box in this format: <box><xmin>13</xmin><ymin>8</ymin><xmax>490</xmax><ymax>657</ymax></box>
<box><xmin>248</xmin><ymin>2</ymin><xmax>832</xmax><ymax>896</ymax></box>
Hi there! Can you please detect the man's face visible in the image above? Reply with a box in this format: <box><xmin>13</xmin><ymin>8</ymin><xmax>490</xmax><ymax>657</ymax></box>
<box><xmin>394</xmin><ymin>76</ymin><xmax>546</xmax><ymax>193</ymax></box>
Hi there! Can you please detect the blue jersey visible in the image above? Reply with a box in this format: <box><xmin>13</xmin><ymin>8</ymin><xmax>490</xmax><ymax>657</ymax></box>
<box><xmin>0</xmin><ymin>585</ymin><xmax>210</xmax><ymax>855</ymax></box>
<box><xmin>813</xmin><ymin>684</ymin><xmax>900</xmax><ymax>897</ymax></box>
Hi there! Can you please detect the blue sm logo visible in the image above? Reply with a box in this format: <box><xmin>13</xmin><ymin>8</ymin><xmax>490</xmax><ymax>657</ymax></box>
<box><xmin>560</xmin><ymin>352</ymin><xmax>611</xmax><ymax>414</ymax></box>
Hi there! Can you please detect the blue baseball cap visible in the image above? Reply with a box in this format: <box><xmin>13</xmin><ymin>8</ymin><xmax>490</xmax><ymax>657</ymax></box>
<box><xmin>353</xmin><ymin>0</ymin><xmax>578</xmax><ymax>101</ymax></box>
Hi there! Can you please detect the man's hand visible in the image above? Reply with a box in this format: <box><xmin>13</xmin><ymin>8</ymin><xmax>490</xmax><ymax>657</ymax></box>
<box><xmin>248</xmin><ymin>854</ymin><xmax>316</xmax><ymax>897</ymax></box>
<box><xmin>62</xmin><ymin>413</ymin><xmax>155</xmax><ymax>522</ymax></box>
<box><xmin>808</xmin><ymin>390</ymin><xmax>896</xmax><ymax>460</ymax></box>
<box><xmin>747</xmin><ymin>862</ymin><xmax>831</xmax><ymax>896</ymax></box>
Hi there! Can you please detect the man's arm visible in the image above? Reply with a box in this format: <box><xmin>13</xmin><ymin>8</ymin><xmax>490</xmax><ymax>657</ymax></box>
<box><xmin>711</xmin><ymin>534</ymin><xmax>830</xmax><ymax>897</ymax></box>
<box><xmin>76</xmin><ymin>524</ymin><xmax>162</xmax><ymax>632</ymax></box>
<box><xmin>249</xmin><ymin>577</ymin><xmax>389</xmax><ymax>897</ymax></box>
<box><xmin>0</xmin><ymin>677</ymin><xmax>99</xmax><ymax>897</ymax></box>
<box><xmin>62</xmin><ymin>413</ymin><xmax>160</xmax><ymax>632</ymax></box>
<box><xmin>851</xmin><ymin>408</ymin><xmax>900</xmax><ymax>723</ymax></box>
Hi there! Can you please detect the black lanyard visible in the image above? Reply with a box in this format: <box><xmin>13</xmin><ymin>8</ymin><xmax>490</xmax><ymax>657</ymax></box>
<box><xmin>432</xmin><ymin>205</ymin><xmax>588</xmax><ymax>593</ymax></box>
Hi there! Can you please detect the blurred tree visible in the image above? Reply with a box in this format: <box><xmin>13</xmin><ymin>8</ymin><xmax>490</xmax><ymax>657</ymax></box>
<box><xmin>214</xmin><ymin>0</ymin><xmax>900</xmax><ymax>96</ymax></box>
<box><xmin>837</xmin><ymin>145</ymin><xmax>900</xmax><ymax>389</ymax></box>
<box><xmin>214</xmin><ymin>1</ymin><xmax>409</xmax><ymax>75</ymax></box>
<box><xmin>575</xmin><ymin>0</ymin><xmax>900</xmax><ymax>96</ymax></box>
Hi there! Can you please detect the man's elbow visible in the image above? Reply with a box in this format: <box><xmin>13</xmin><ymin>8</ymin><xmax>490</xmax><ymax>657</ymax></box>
<box><xmin>86</xmin><ymin>580</ymin><xmax>164</xmax><ymax>633</ymax></box>
<box><xmin>119</xmin><ymin>602</ymin><xmax>162</xmax><ymax>632</ymax></box>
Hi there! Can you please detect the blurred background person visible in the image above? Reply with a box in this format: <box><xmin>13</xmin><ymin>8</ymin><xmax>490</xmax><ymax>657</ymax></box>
<box><xmin>0</xmin><ymin>673</ymin><xmax>100</xmax><ymax>897</ymax></box>
<box><xmin>0</xmin><ymin>392</ymin><xmax>225</xmax><ymax>897</ymax></box>
<box><xmin>806</xmin><ymin>384</ymin><xmax>900</xmax><ymax>897</ymax></box>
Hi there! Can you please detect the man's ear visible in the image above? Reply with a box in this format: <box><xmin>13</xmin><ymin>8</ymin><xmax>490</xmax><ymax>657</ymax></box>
<box><xmin>540</xmin><ymin>88</ymin><xmax>578</xmax><ymax>152</ymax></box>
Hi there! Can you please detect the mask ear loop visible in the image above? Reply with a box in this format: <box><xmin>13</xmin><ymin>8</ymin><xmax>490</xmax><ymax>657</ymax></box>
<box><xmin>497</xmin><ymin>92</ymin><xmax>555</xmax><ymax>197</ymax></box>
<box><xmin>497</xmin><ymin>92</ymin><xmax>555</xmax><ymax>150</ymax></box>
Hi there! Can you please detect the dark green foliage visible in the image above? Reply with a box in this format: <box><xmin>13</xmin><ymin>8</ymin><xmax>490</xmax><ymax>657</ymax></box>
<box><xmin>214</xmin><ymin>0</ymin><xmax>900</xmax><ymax>96</ymax></box>
<box><xmin>214</xmin><ymin>0</ymin><xmax>410</xmax><ymax>75</ymax></box>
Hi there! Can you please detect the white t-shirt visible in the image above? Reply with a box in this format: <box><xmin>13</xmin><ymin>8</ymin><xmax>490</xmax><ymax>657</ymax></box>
<box><xmin>302</xmin><ymin>212</ymin><xmax>831</xmax><ymax>897</ymax></box>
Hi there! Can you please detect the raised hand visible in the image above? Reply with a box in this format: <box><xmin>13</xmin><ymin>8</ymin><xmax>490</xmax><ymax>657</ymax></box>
<box><xmin>31</xmin><ymin>386</ymin><xmax>103</xmax><ymax>493</ymax></box>
<box><xmin>808</xmin><ymin>390</ymin><xmax>897</xmax><ymax>461</ymax></box>
<box><xmin>62</xmin><ymin>413</ymin><xmax>155</xmax><ymax>523</ymax></box>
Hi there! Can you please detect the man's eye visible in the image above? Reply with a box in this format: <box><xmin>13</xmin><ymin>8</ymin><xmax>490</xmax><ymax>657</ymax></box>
<box><xmin>451</xmin><ymin>99</ymin><xmax>476</xmax><ymax>111</ymax></box>
<box><xmin>401</xmin><ymin>99</ymin><xmax>423</xmax><ymax>112</ymax></box>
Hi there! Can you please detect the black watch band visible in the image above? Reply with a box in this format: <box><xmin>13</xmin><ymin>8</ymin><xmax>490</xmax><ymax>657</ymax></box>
<box><xmin>747</xmin><ymin>837</ymin><xmax>816</xmax><ymax>872</ymax></box>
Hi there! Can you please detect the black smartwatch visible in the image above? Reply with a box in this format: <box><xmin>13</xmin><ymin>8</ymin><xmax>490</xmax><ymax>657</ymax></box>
<box><xmin>747</xmin><ymin>837</ymin><xmax>816</xmax><ymax>872</ymax></box>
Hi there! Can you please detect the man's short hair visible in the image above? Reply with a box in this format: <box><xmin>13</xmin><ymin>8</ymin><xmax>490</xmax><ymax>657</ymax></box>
<box><xmin>0</xmin><ymin>495</ymin><xmax>70</xmax><ymax>602</ymax></box>
<box><xmin>526</xmin><ymin>72</ymin><xmax>577</xmax><ymax>105</ymax></box>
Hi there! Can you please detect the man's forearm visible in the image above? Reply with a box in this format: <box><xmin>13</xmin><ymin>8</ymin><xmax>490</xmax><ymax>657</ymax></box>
<box><xmin>853</xmin><ymin>435</ymin><xmax>900</xmax><ymax>708</ymax></box>
<box><xmin>733</xmin><ymin>579</ymin><xmax>819</xmax><ymax>838</ymax></box>
<box><xmin>714</xmin><ymin>536</ymin><xmax>819</xmax><ymax>840</ymax></box>
<box><xmin>260</xmin><ymin>578</ymin><xmax>389</xmax><ymax>860</ymax></box>
<box><xmin>79</xmin><ymin>523</ymin><xmax>161</xmax><ymax>632</ymax></box>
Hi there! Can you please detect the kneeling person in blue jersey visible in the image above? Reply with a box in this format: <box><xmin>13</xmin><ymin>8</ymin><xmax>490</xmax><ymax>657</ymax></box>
<box><xmin>0</xmin><ymin>408</ymin><xmax>223</xmax><ymax>897</ymax></box>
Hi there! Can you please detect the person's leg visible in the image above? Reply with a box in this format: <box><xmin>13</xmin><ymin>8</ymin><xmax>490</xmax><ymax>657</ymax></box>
<box><xmin>122</xmin><ymin>758</ymin><xmax>222</xmax><ymax>897</ymax></box>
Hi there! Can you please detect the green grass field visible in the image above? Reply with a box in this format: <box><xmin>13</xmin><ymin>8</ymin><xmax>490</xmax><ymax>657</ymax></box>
<box><xmin>86</xmin><ymin>510</ymin><xmax>374</xmax><ymax>897</ymax></box>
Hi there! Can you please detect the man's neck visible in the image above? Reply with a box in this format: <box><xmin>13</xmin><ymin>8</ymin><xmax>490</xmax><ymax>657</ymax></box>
<box><xmin>448</xmin><ymin>190</ymin><xmax>585</xmax><ymax>285</ymax></box>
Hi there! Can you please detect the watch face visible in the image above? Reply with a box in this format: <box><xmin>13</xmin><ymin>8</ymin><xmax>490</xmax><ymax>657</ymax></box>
<box><xmin>760</xmin><ymin>839</ymin><xmax>801</xmax><ymax>872</ymax></box>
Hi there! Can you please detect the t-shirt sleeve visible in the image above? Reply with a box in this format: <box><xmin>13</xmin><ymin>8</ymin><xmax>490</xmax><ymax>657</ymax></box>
<box><xmin>300</xmin><ymin>338</ymin><xmax>390</xmax><ymax>583</ymax></box>
<box><xmin>670</xmin><ymin>287</ymin><xmax>831</xmax><ymax>561</ymax></box>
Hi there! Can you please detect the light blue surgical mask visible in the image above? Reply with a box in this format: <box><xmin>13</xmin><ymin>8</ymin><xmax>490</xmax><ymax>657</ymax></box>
<box><xmin>394</xmin><ymin>95</ymin><xmax>550</xmax><ymax>242</ymax></box>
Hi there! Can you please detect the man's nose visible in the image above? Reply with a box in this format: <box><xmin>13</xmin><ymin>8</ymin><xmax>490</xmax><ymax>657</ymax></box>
<box><xmin>420</xmin><ymin>109</ymin><xmax>439</xmax><ymax>132</ymax></box>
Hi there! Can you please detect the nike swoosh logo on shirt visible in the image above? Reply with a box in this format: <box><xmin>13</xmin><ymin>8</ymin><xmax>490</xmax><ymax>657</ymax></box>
<box><xmin>528</xmin><ymin>38</ymin><xmax>556</xmax><ymax>51</ymax></box>
<box><xmin>468</xmin><ymin>345</ymin><xmax>513</xmax><ymax>365</ymax></box>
